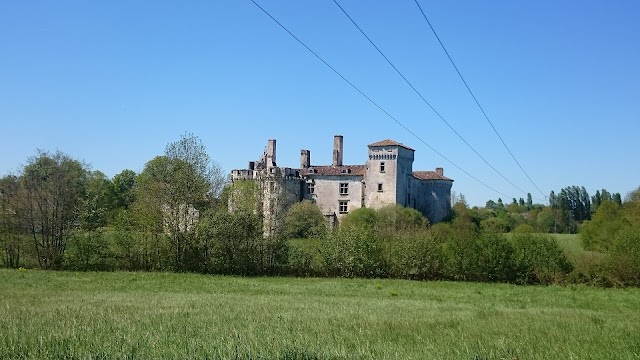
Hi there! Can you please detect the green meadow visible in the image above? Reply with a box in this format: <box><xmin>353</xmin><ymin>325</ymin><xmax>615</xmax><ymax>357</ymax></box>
<box><xmin>1</xmin><ymin>269</ymin><xmax>639</xmax><ymax>359</ymax></box>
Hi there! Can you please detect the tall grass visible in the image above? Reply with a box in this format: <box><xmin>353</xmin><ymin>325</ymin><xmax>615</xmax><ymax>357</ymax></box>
<box><xmin>1</xmin><ymin>270</ymin><xmax>639</xmax><ymax>359</ymax></box>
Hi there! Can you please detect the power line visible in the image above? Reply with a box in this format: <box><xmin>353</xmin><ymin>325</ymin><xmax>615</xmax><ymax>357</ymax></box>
<box><xmin>332</xmin><ymin>0</ymin><xmax>529</xmax><ymax>197</ymax></box>
<box><xmin>412</xmin><ymin>0</ymin><xmax>547</xmax><ymax>200</ymax></box>
<box><xmin>248</xmin><ymin>0</ymin><xmax>515</xmax><ymax>199</ymax></box>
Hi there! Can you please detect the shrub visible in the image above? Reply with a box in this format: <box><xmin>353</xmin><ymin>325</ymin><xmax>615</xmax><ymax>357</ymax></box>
<box><xmin>339</xmin><ymin>208</ymin><xmax>378</xmax><ymax>232</ymax></box>
<box><xmin>511</xmin><ymin>233</ymin><xmax>573</xmax><ymax>284</ymax></box>
<box><xmin>607</xmin><ymin>225</ymin><xmax>640</xmax><ymax>286</ymax></box>
<box><xmin>513</xmin><ymin>224</ymin><xmax>535</xmax><ymax>234</ymax></box>
<box><xmin>320</xmin><ymin>227</ymin><xmax>385</xmax><ymax>278</ymax></box>
<box><xmin>385</xmin><ymin>230</ymin><xmax>443</xmax><ymax>280</ymax></box>
<box><xmin>64</xmin><ymin>230</ymin><xmax>113</xmax><ymax>271</ymax></box>
<box><xmin>472</xmin><ymin>232</ymin><xmax>518</xmax><ymax>282</ymax></box>
<box><xmin>283</xmin><ymin>201</ymin><xmax>326</xmax><ymax>239</ymax></box>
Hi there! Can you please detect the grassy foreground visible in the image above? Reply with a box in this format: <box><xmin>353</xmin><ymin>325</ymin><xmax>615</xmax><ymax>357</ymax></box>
<box><xmin>1</xmin><ymin>270</ymin><xmax>639</xmax><ymax>359</ymax></box>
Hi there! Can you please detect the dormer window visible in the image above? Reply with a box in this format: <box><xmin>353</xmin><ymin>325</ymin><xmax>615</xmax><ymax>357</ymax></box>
<box><xmin>380</xmin><ymin>162</ymin><xmax>385</xmax><ymax>173</ymax></box>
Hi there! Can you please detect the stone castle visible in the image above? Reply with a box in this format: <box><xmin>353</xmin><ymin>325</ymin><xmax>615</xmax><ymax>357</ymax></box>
<box><xmin>230</xmin><ymin>135</ymin><xmax>453</xmax><ymax>236</ymax></box>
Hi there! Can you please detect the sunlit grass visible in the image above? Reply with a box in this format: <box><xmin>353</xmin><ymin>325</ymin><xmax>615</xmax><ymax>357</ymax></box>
<box><xmin>1</xmin><ymin>269</ymin><xmax>639</xmax><ymax>359</ymax></box>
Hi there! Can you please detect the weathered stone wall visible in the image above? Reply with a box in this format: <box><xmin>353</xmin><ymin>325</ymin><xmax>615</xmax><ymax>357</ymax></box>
<box><xmin>305</xmin><ymin>175</ymin><xmax>364</xmax><ymax>220</ymax></box>
<box><xmin>410</xmin><ymin>179</ymin><xmax>452</xmax><ymax>223</ymax></box>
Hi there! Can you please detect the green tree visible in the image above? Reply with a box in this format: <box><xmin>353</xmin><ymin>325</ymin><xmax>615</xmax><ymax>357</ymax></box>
<box><xmin>136</xmin><ymin>133</ymin><xmax>225</xmax><ymax>271</ymax></box>
<box><xmin>20</xmin><ymin>151</ymin><xmax>88</xmax><ymax>269</ymax></box>
<box><xmin>283</xmin><ymin>201</ymin><xmax>326</xmax><ymax>239</ymax></box>
<box><xmin>376</xmin><ymin>205</ymin><xmax>429</xmax><ymax>233</ymax></box>
<box><xmin>526</xmin><ymin>193</ymin><xmax>533</xmax><ymax>208</ymax></box>
<box><xmin>0</xmin><ymin>175</ymin><xmax>24</xmax><ymax>268</ymax></box>
<box><xmin>111</xmin><ymin>169</ymin><xmax>137</xmax><ymax>211</ymax></box>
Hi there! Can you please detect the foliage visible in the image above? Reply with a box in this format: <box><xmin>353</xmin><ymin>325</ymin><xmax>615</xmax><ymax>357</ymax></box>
<box><xmin>606</xmin><ymin>224</ymin><xmax>640</xmax><ymax>286</ymax></box>
<box><xmin>64</xmin><ymin>230</ymin><xmax>112</xmax><ymax>271</ymax></box>
<box><xmin>511</xmin><ymin>233</ymin><xmax>573</xmax><ymax>284</ymax></box>
<box><xmin>20</xmin><ymin>151</ymin><xmax>88</xmax><ymax>269</ymax></box>
<box><xmin>283</xmin><ymin>201</ymin><xmax>326</xmax><ymax>239</ymax></box>
<box><xmin>385</xmin><ymin>230</ymin><xmax>443</xmax><ymax>280</ymax></box>
<box><xmin>321</xmin><ymin>227</ymin><xmax>384</xmax><ymax>278</ymax></box>
<box><xmin>196</xmin><ymin>210</ymin><xmax>264</xmax><ymax>275</ymax></box>
<box><xmin>375</xmin><ymin>205</ymin><xmax>429</xmax><ymax>232</ymax></box>
<box><xmin>339</xmin><ymin>207</ymin><xmax>377</xmax><ymax>232</ymax></box>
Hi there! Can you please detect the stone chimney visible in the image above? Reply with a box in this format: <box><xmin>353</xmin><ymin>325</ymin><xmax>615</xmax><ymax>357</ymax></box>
<box><xmin>436</xmin><ymin>167</ymin><xmax>444</xmax><ymax>176</ymax></box>
<box><xmin>300</xmin><ymin>149</ymin><xmax>311</xmax><ymax>168</ymax></box>
<box><xmin>266</xmin><ymin>139</ymin><xmax>276</xmax><ymax>167</ymax></box>
<box><xmin>248</xmin><ymin>161</ymin><xmax>255</xmax><ymax>170</ymax></box>
<box><xmin>332</xmin><ymin>135</ymin><xmax>343</xmax><ymax>166</ymax></box>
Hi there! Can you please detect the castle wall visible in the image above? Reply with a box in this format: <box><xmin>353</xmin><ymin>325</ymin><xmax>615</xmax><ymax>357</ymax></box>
<box><xmin>305</xmin><ymin>175</ymin><xmax>364</xmax><ymax>219</ymax></box>
<box><xmin>411</xmin><ymin>179</ymin><xmax>453</xmax><ymax>223</ymax></box>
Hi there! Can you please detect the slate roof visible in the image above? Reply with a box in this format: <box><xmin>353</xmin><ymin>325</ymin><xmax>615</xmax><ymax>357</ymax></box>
<box><xmin>412</xmin><ymin>171</ymin><xmax>453</xmax><ymax>181</ymax></box>
<box><xmin>300</xmin><ymin>165</ymin><xmax>365</xmax><ymax>176</ymax></box>
<box><xmin>368</xmin><ymin>139</ymin><xmax>415</xmax><ymax>151</ymax></box>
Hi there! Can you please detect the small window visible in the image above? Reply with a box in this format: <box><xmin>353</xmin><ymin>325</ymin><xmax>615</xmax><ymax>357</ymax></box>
<box><xmin>269</xmin><ymin>182</ymin><xmax>275</xmax><ymax>192</ymax></box>
<box><xmin>339</xmin><ymin>200</ymin><xmax>348</xmax><ymax>214</ymax></box>
<box><xmin>308</xmin><ymin>183</ymin><xmax>315</xmax><ymax>194</ymax></box>
<box><xmin>339</xmin><ymin>182</ymin><xmax>349</xmax><ymax>195</ymax></box>
<box><xmin>380</xmin><ymin>162</ymin><xmax>385</xmax><ymax>173</ymax></box>
<box><xmin>377</xmin><ymin>183</ymin><xmax>383</xmax><ymax>192</ymax></box>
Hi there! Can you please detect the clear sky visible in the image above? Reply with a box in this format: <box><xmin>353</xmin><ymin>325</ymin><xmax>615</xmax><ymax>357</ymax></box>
<box><xmin>1</xmin><ymin>1</ymin><xmax>638</xmax><ymax>206</ymax></box>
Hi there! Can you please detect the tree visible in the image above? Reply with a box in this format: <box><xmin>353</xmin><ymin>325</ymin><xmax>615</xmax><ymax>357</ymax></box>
<box><xmin>526</xmin><ymin>193</ymin><xmax>533</xmax><ymax>208</ymax></box>
<box><xmin>136</xmin><ymin>133</ymin><xmax>225</xmax><ymax>270</ymax></box>
<box><xmin>0</xmin><ymin>175</ymin><xmax>24</xmax><ymax>268</ymax></box>
<box><xmin>626</xmin><ymin>187</ymin><xmax>640</xmax><ymax>203</ymax></box>
<box><xmin>111</xmin><ymin>169</ymin><xmax>137</xmax><ymax>211</ymax></box>
<box><xmin>283</xmin><ymin>201</ymin><xmax>326</xmax><ymax>239</ymax></box>
<box><xmin>20</xmin><ymin>151</ymin><xmax>88</xmax><ymax>269</ymax></box>
<box><xmin>376</xmin><ymin>205</ymin><xmax>429</xmax><ymax>233</ymax></box>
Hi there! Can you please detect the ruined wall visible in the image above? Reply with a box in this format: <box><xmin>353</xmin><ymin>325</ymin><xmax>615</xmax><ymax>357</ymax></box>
<box><xmin>305</xmin><ymin>175</ymin><xmax>364</xmax><ymax>220</ymax></box>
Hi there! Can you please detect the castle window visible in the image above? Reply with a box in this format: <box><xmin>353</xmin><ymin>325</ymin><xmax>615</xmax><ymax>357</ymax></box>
<box><xmin>380</xmin><ymin>162</ymin><xmax>385</xmax><ymax>173</ymax></box>
<box><xmin>377</xmin><ymin>183</ymin><xmax>383</xmax><ymax>192</ymax></box>
<box><xmin>339</xmin><ymin>182</ymin><xmax>349</xmax><ymax>195</ymax></box>
<box><xmin>339</xmin><ymin>200</ymin><xmax>348</xmax><ymax>214</ymax></box>
<box><xmin>308</xmin><ymin>183</ymin><xmax>315</xmax><ymax>194</ymax></box>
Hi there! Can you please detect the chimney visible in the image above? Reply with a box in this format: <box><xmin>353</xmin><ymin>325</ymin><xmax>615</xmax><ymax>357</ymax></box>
<box><xmin>436</xmin><ymin>167</ymin><xmax>443</xmax><ymax>176</ymax></box>
<box><xmin>248</xmin><ymin>161</ymin><xmax>255</xmax><ymax>170</ymax></box>
<box><xmin>332</xmin><ymin>135</ymin><xmax>343</xmax><ymax>166</ymax></box>
<box><xmin>300</xmin><ymin>149</ymin><xmax>311</xmax><ymax>168</ymax></box>
<box><xmin>266</xmin><ymin>139</ymin><xmax>276</xmax><ymax>167</ymax></box>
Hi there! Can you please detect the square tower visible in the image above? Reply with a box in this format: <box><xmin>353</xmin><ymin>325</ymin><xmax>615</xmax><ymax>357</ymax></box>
<box><xmin>363</xmin><ymin>139</ymin><xmax>415</xmax><ymax>209</ymax></box>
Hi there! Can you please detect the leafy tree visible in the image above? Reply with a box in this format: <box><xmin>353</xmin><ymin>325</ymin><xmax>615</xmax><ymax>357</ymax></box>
<box><xmin>485</xmin><ymin>199</ymin><xmax>497</xmax><ymax>210</ymax></box>
<box><xmin>283</xmin><ymin>201</ymin><xmax>326</xmax><ymax>239</ymax></box>
<box><xmin>81</xmin><ymin>170</ymin><xmax>113</xmax><ymax>230</ymax></box>
<box><xmin>376</xmin><ymin>205</ymin><xmax>429</xmax><ymax>233</ymax></box>
<box><xmin>0</xmin><ymin>175</ymin><xmax>24</xmax><ymax>268</ymax></box>
<box><xmin>626</xmin><ymin>186</ymin><xmax>640</xmax><ymax>203</ymax></box>
<box><xmin>20</xmin><ymin>151</ymin><xmax>88</xmax><ymax>269</ymax></box>
<box><xmin>340</xmin><ymin>208</ymin><xmax>377</xmax><ymax>232</ymax></box>
<box><xmin>111</xmin><ymin>169</ymin><xmax>137</xmax><ymax>210</ymax></box>
<box><xmin>136</xmin><ymin>133</ymin><xmax>225</xmax><ymax>270</ymax></box>
<box><xmin>526</xmin><ymin>193</ymin><xmax>533</xmax><ymax>208</ymax></box>
<box><xmin>197</xmin><ymin>210</ymin><xmax>263</xmax><ymax>274</ymax></box>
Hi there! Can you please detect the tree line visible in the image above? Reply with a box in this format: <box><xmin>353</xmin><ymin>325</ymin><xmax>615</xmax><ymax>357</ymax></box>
<box><xmin>1</xmin><ymin>133</ymin><xmax>639</xmax><ymax>286</ymax></box>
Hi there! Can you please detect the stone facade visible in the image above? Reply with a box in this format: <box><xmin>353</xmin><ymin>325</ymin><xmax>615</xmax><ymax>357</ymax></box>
<box><xmin>230</xmin><ymin>136</ymin><xmax>453</xmax><ymax>234</ymax></box>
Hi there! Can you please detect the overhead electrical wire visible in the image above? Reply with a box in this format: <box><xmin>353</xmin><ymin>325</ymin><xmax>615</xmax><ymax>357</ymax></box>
<box><xmin>332</xmin><ymin>0</ymin><xmax>530</xmax><ymax>198</ymax></box>
<box><xmin>412</xmin><ymin>0</ymin><xmax>547</xmax><ymax>200</ymax></box>
<box><xmin>248</xmin><ymin>0</ymin><xmax>515</xmax><ymax>199</ymax></box>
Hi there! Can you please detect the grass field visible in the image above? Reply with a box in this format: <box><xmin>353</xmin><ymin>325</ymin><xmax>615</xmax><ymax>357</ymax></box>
<box><xmin>1</xmin><ymin>270</ymin><xmax>639</xmax><ymax>359</ymax></box>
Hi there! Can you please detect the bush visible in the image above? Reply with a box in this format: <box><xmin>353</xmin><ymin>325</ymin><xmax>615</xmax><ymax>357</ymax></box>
<box><xmin>340</xmin><ymin>208</ymin><xmax>378</xmax><ymax>232</ymax></box>
<box><xmin>64</xmin><ymin>230</ymin><xmax>113</xmax><ymax>271</ymax></box>
<box><xmin>320</xmin><ymin>227</ymin><xmax>385</xmax><ymax>278</ymax></box>
<box><xmin>513</xmin><ymin>224</ymin><xmax>535</xmax><ymax>234</ymax></box>
<box><xmin>607</xmin><ymin>225</ymin><xmax>640</xmax><ymax>286</ymax></box>
<box><xmin>283</xmin><ymin>201</ymin><xmax>326</xmax><ymax>239</ymax></box>
<box><xmin>472</xmin><ymin>232</ymin><xmax>518</xmax><ymax>282</ymax></box>
<box><xmin>385</xmin><ymin>230</ymin><xmax>443</xmax><ymax>280</ymax></box>
<box><xmin>511</xmin><ymin>233</ymin><xmax>573</xmax><ymax>284</ymax></box>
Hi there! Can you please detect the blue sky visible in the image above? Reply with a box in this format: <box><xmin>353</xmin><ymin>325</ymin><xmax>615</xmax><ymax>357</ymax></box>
<box><xmin>1</xmin><ymin>1</ymin><xmax>638</xmax><ymax>206</ymax></box>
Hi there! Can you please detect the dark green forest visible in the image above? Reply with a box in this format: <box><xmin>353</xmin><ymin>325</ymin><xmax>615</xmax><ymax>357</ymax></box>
<box><xmin>1</xmin><ymin>134</ymin><xmax>639</xmax><ymax>286</ymax></box>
